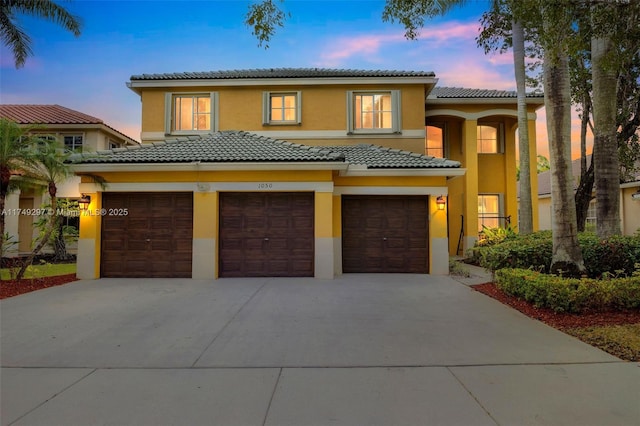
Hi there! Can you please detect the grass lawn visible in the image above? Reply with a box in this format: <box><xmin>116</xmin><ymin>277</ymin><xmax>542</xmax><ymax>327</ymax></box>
<box><xmin>1</xmin><ymin>262</ymin><xmax>76</xmax><ymax>280</ymax></box>
<box><xmin>564</xmin><ymin>324</ymin><xmax>640</xmax><ymax>362</ymax></box>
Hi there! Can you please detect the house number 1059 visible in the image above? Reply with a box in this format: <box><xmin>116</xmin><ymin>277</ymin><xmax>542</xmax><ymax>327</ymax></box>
<box><xmin>257</xmin><ymin>183</ymin><xmax>273</xmax><ymax>189</ymax></box>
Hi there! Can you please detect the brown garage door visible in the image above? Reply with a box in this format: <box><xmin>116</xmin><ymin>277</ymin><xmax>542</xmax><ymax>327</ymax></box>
<box><xmin>101</xmin><ymin>192</ymin><xmax>193</xmax><ymax>278</ymax></box>
<box><xmin>219</xmin><ymin>192</ymin><xmax>314</xmax><ymax>277</ymax></box>
<box><xmin>342</xmin><ymin>195</ymin><xmax>429</xmax><ymax>273</ymax></box>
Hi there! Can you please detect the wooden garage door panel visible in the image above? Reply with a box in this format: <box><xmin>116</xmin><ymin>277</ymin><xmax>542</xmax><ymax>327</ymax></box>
<box><xmin>101</xmin><ymin>192</ymin><xmax>193</xmax><ymax>278</ymax></box>
<box><xmin>219</xmin><ymin>192</ymin><xmax>314</xmax><ymax>277</ymax></box>
<box><xmin>342</xmin><ymin>195</ymin><xmax>429</xmax><ymax>273</ymax></box>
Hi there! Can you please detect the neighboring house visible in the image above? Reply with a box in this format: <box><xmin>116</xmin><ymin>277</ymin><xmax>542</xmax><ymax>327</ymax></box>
<box><xmin>537</xmin><ymin>157</ymin><xmax>640</xmax><ymax>235</ymax></box>
<box><xmin>71</xmin><ymin>68</ymin><xmax>544</xmax><ymax>280</ymax></box>
<box><xmin>0</xmin><ymin>104</ymin><xmax>138</xmax><ymax>255</ymax></box>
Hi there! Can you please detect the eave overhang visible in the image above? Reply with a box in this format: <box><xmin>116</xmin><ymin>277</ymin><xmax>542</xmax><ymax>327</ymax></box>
<box><xmin>127</xmin><ymin>76</ymin><xmax>438</xmax><ymax>95</ymax></box>
<box><xmin>339</xmin><ymin>167</ymin><xmax>466</xmax><ymax>177</ymax></box>
<box><xmin>426</xmin><ymin>96</ymin><xmax>545</xmax><ymax>108</ymax></box>
<box><xmin>71</xmin><ymin>161</ymin><xmax>349</xmax><ymax>173</ymax></box>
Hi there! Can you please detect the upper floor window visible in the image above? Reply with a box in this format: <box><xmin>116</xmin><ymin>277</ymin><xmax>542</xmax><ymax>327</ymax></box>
<box><xmin>426</xmin><ymin>123</ymin><xmax>446</xmax><ymax>158</ymax></box>
<box><xmin>63</xmin><ymin>134</ymin><xmax>83</xmax><ymax>153</ymax></box>
<box><xmin>347</xmin><ymin>90</ymin><xmax>401</xmax><ymax>134</ymax></box>
<box><xmin>166</xmin><ymin>92</ymin><xmax>218</xmax><ymax>134</ymax></box>
<box><xmin>477</xmin><ymin>123</ymin><xmax>503</xmax><ymax>154</ymax></box>
<box><xmin>108</xmin><ymin>139</ymin><xmax>121</xmax><ymax>149</ymax></box>
<box><xmin>263</xmin><ymin>91</ymin><xmax>301</xmax><ymax>124</ymax></box>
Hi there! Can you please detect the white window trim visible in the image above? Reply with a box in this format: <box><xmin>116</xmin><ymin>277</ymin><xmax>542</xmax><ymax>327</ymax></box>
<box><xmin>108</xmin><ymin>138</ymin><xmax>121</xmax><ymax>149</ymax></box>
<box><xmin>165</xmin><ymin>92</ymin><xmax>218</xmax><ymax>135</ymax></box>
<box><xmin>262</xmin><ymin>91</ymin><xmax>302</xmax><ymax>125</ymax></box>
<box><xmin>346</xmin><ymin>90</ymin><xmax>401</xmax><ymax>135</ymax></box>
<box><xmin>477</xmin><ymin>122</ymin><xmax>504</xmax><ymax>154</ymax></box>
<box><xmin>62</xmin><ymin>133</ymin><xmax>84</xmax><ymax>152</ymax></box>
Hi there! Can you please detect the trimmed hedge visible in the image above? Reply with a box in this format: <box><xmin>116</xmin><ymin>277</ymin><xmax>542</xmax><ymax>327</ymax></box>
<box><xmin>495</xmin><ymin>268</ymin><xmax>640</xmax><ymax>313</ymax></box>
<box><xmin>469</xmin><ymin>231</ymin><xmax>640</xmax><ymax>278</ymax></box>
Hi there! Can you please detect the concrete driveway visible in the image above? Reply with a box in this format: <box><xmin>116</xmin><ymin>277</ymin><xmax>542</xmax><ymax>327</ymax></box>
<box><xmin>1</xmin><ymin>274</ymin><xmax>638</xmax><ymax>425</ymax></box>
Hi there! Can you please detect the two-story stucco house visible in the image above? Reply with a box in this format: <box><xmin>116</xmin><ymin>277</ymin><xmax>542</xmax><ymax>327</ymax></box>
<box><xmin>71</xmin><ymin>68</ymin><xmax>544</xmax><ymax>280</ymax></box>
<box><xmin>0</xmin><ymin>104</ymin><xmax>138</xmax><ymax>255</ymax></box>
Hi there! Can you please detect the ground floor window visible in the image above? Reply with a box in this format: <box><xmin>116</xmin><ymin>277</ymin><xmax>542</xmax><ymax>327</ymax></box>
<box><xmin>478</xmin><ymin>194</ymin><xmax>502</xmax><ymax>232</ymax></box>
<box><xmin>586</xmin><ymin>200</ymin><xmax>597</xmax><ymax>231</ymax></box>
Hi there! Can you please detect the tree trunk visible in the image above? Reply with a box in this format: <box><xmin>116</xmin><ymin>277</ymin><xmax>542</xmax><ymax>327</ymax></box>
<box><xmin>52</xmin><ymin>216</ymin><xmax>70</xmax><ymax>261</ymax></box>
<box><xmin>575</xmin><ymin>99</ymin><xmax>594</xmax><ymax>233</ymax></box>
<box><xmin>591</xmin><ymin>35</ymin><xmax>621</xmax><ymax>238</ymax></box>
<box><xmin>513</xmin><ymin>19</ymin><xmax>533</xmax><ymax>235</ymax></box>
<box><xmin>1</xmin><ymin>165</ymin><xmax>11</xmax><ymax>265</ymax></box>
<box><xmin>575</xmin><ymin>159</ymin><xmax>594</xmax><ymax>232</ymax></box>
<box><xmin>543</xmin><ymin>42</ymin><xmax>586</xmax><ymax>277</ymax></box>
<box><xmin>16</xmin><ymin>193</ymin><xmax>57</xmax><ymax>280</ymax></box>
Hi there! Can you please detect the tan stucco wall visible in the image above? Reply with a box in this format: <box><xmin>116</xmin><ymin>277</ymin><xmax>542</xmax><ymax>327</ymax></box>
<box><xmin>139</xmin><ymin>84</ymin><xmax>427</xmax><ymax>150</ymax></box>
<box><xmin>76</xmin><ymin>170</ymin><xmax>451</xmax><ymax>279</ymax></box>
<box><xmin>427</xmin><ymin>106</ymin><xmax>539</xmax><ymax>253</ymax></box>
<box><xmin>621</xmin><ymin>187</ymin><xmax>640</xmax><ymax>235</ymax></box>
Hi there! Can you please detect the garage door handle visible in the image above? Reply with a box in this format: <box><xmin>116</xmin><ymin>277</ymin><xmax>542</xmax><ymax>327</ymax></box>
<box><xmin>264</xmin><ymin>238</ymin><xmax>269</xmax><ymax>241</ymax></box>
<box><xmin>145</xmin><ymin>239</ymin><xmax>151</xmax><ymax>242</ymax></box>
<box><xmin>383</xmin><ymin>237</ymin><xmax>387</xmax><ymax>241</ymax></box>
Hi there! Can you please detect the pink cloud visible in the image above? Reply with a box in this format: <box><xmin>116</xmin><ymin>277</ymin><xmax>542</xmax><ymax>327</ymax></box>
<box><xmin>315</xmin><ymin>21</ymin><xmax>479</xmax><ymax>67</ymax></box>
<box><xmin>436</xmin><ymin>61</ymin><xmax>514</xmax><ymax>90</ymax></box>
<box><xmin>418</xmin><ymin>21</ymin><xmax>479</xmax><ymax>43</ymax></box>
<box><xmin>316</xmin><ymin>33</ymin><xmax>406</xmax><ymax>67</ymax></box>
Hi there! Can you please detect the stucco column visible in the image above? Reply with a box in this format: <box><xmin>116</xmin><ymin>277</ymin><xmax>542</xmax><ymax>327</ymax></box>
<box><xmin>77</xmin><ymin>191</ymin><xmax>101</xmax><ymax>279</ymax></box>
<box><xmin>463</xmin><ymin>119</ymin><xmax>479</xmax><ymax>252</ymax></box>
<box><xmin>192</xmin><ymin>191</ymin><xmax>218</xmax><ymax>279</ymax></box>
<box><xmin>315</xmin><ymin>191</ymin><xmax>335</xmax><ymax>279</ymax></box>
<box><xmin>429</xmin><ymin>194</ymin><xmax>449</xmax><ymax>275</ymax></box>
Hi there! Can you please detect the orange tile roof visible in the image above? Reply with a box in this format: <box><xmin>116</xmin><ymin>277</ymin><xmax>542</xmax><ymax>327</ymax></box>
<box><xmin>0</xmin><ymin>104</ymin><xmax>104</xmax><ymax>124</ymax></box>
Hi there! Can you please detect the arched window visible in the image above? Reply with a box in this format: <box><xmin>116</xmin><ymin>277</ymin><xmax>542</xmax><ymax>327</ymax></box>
<box><xmin>426</xmin><ymin>124</ymin><xmax>445</xmax><ymax>158</ymax></box>
<box><xmin>477</xmin><ymin>123</ymin><xmax>502</xmax><ymax>154</ymax></box>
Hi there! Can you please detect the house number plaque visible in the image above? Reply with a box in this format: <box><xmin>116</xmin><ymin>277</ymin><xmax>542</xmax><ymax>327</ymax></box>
<box><xmin>257</xmin><ymin>183</ymin><xmax>274</xmax><ymax>189</ymax></box>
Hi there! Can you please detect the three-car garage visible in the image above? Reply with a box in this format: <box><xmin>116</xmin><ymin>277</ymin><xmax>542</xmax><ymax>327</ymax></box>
<box><xmin>100</xmin><ymin>191</ymin><xmax>431</xmax><ymax>278</ymax></box>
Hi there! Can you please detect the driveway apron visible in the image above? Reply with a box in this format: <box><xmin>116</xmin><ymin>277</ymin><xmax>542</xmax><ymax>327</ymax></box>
<box><xmin>2</xmin><ymin>274</ymin><xmax>638</xmax><ymax>426</ymax></box>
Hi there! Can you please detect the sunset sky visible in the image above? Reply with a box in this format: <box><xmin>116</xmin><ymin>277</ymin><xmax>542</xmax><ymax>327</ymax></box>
<box><xmin>0</xmin><ymin>0</ymin><xmax>591</xmax><ymax>158</ymax></box>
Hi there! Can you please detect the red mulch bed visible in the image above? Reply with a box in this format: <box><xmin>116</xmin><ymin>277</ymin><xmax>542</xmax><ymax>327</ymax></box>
<box><xmin>0</xmin><ymin>274</ymin><xmax>78</xmax><ymax>299</ymax></box>
<box><xmin>473</xmin><ymin>282</ymin><xmax>640</xmax><ymax>329</ymax></box>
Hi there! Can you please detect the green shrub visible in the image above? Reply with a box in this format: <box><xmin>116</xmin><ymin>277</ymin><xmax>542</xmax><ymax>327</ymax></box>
<box><xmin>495</xmin><ymin>268</ymin><xmax>640</xmax><ymax>313</ymax></box>
<box><xmin>477</xmin><ymin>226</ymin><xmax>518</xmax><ymax>247</ymax></box>
<box><xmin>579</xmin><ymin>233</ymin><xmax>640</xmax><ymax>278</ymax></box>
<box><xmin>469</xmin><ymin>231</ymin><xmax>552</xmax><ymax>273</ymax></box>
<box><xmin>471</xmin><ymin>231</ymin><xmax>640</xmax><ymax>278</ymax></box>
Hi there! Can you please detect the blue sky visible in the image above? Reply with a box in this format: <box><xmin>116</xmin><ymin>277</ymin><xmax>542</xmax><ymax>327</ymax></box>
<box><xmin>1</xmin><ymin>0</ymin><xmax>576</xmax><ymax>157</ymax></box>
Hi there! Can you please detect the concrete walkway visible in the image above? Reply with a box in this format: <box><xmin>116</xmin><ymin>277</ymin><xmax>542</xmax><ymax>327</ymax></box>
<box><xmin>1</xmin><ymin>273</ymin><xmax>638</xmax><ymax>425</ymax></box>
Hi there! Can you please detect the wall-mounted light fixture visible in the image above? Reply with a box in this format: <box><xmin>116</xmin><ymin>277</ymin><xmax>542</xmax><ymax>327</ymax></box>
<box><xmin>632</xmin><ymin>188</ymin><xmax>640</xmax><ymax>201</ymax></box>
<box><xmin>436</xmin><ymin>195</ymin><xmax>447</xmax><ymax>210</ymax></box>
<box><xmin>78</xmin><ymin>194</ymin><xmax>91</xmax><ymax>210</ymax></box>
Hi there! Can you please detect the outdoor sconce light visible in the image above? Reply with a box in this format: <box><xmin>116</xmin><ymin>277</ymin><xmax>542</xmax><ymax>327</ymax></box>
<box><xmin>78</xmin><ymin>194</ymin><xmax>91</xmax><ymax>210</ymax></box>
<box><xmin>632</xmin><ymin>188</ymin><xmax>640</xmax><ymax>201</ymax></box>
<box><xmin>436</xmin><ymin>195</ymin><xmax>447</xmax><ymax>210</ymax></box>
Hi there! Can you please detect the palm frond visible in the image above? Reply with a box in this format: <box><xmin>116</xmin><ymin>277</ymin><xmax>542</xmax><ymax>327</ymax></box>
<box><xmin>11</xmin><ymin>0</ymin><xmax>81</xmax><ymax>36</ymax></box>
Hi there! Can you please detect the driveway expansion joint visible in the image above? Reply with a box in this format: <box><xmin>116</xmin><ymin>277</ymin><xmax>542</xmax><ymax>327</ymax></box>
<box><xmin>190</xmin><ymin>279</ymin><xmax>271</xmax><ymax>368</ymax></box>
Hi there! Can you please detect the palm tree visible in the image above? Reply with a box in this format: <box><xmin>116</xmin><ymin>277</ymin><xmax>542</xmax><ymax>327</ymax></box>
<box><xmin>0</xmin><ymin>0</ymin><xmax>81</xmax><ymax>68</ymax></box>
<box><xmin>512</xmin><ymin>18</ymin><xmax>533</xmax><ymax>234</ymax></box>
<box><xmin>0</xmin><ymin>118</ymin><xmax>41</xmax><ymax>262</ymax></box>
<box><xmin>540</xmin><ymin>3</ymin><xmax>585</xmax><ymax>276</ymax></box>
<box><xmin>15</xmin><ymin>139</ymin><xmax>71</xmax><ymax>280</ymax></box>
<box><xmin>591</xmin><ymin>2</ymin><xmax>621</xmax><ymax>238</ymax></box>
